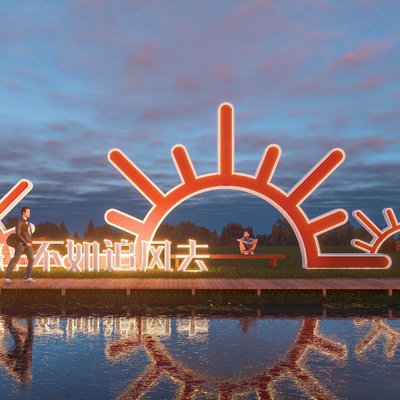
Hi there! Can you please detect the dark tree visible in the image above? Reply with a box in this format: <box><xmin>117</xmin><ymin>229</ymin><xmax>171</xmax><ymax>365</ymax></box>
<box><xmin>219</xmin><ymin>222</ymin><xmax>254</xmax><ymax>246</ymax></box>
<box><xmin>256</xmin><ymin>233</ymin><xmax>270</xmax><ymax>246</ymax></box>
<box><xmin>319</xmin><ymin>221</ymin><xmax>355</xmax><ymax>246</ymax></box>
<box><xmin>5</xmin><ymin>216</ymin><xmax>18</xmax><ymax>229</ymax></box>
<box><xmin>93</xmin><ymin>224</ymin><xmax>122</xmax><ymax>243</ymax></box>
<box><xmin>269</xmin><ymin>218</ymin><xmax>298</xmax><ymax>246</ymax></box>
<box><xmin>354</xmin><ymin>226</ymin><xmax>373</xmax><ymax>242</ymax></box>
<box><xmin>83</xmin><ymin>219</ymin><xmax>96</xmax><ymax>242</ymax></box>
<box><xmin>154</xmin><ymin>223</ymin><xmax>179</xmax><ymax>243</ymax></box>
<box><xmin>155</xmin><ymin>221</ymin><xmax>219</xmax><ymax>245</ymax></box>
<box><xmin>73</xmin><ymin>231</ymin><xmax>81</xmax><ymax>242</ymax></box>
<box><xmin>59</xmin><ymin>221</ymin><xmax>69</xmax><ymax>240</ymax></box>
<box><xmin>34</xmin><ymin>221</ymin><xmax>62</xmax><ymax>240</ymax></box>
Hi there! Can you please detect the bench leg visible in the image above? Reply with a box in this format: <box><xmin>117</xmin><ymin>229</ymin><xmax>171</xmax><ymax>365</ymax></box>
<box><xmin>257</xmin><ymin>288</ymin><xmax>261</xmax><ymax>297</ymax></box>
<box><xmin>61</xmin><ymin>288</ymin><xmax>66</xmax><ymax>297</ymax></box>
<box><xmin>191</xmin><ymin>288</ymin><xmax>195</xmax><ymax>296</ymax></box>
<box><xmin>322</xmin><ymin>288</ymin><xmax>327</xmax><ymax>298</ymax></box>
<box><xmin>126</xmin><ymin>288</ymin><xmax>131</xmax><ymax>297</ymax></box>
<box><xmin>388</xmin><ymin>288</ymin><xmax>393</xmax><ymax>297</ymax></box>
<box><xmin>269</xmin><ymin>259</ymin><xmax>277</xmax><ymax>268</ymax></box>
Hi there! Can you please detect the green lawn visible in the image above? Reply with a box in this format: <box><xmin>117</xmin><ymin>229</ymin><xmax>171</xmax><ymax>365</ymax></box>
<box><xmin>2</xmin><ymin>246</ymin><xmax>400</xmax><ymax>307</ymax></box>
<box><xmin>6</xmin><ymin>245</ymin><xmax>400</xmax><ymax>280</ymax></box>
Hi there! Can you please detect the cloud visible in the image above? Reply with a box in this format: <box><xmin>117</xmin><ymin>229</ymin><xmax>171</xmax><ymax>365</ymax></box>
<box><xmin>355</xmin><ymin>74</ymin><xmax>384</xmax><ymax>90</ymax></box>
<box><xmin>142</xmin><ymin>106</ymin><xmax>170</xmax><ymax>122</ymax></box>
<box><xmin>47</xmin><ymin>122</ymin><xmax>68</xmax><ymax>131</ymax></box>
<box><xmin>71</xmin><ymin>154</ymin><xmax>108</xmax><ymax>168</ymax></box>
<box><xmin>330</xmin><ymin>40</ymin><xmax>390</xmax><ymax>70</ymax></box>
<box><xmin>3</xmin><ymin>77</ymin><xmax>22</xmax><ymax>91</ymax></box>
<box><xmin>370</xmin><ymin>108</ymin><xmax>400</xmax><ymax>123</ymax></box>
<box><xmin>1</xmin><ymin>0</ymin><xmax>400</xmax><ymax>236</ymax></box>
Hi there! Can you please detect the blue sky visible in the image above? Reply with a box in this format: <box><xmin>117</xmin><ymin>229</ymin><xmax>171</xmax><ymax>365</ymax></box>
<box><xmin>1</xmin><ymin>0</ymin><xmax>399</xmax><ymax>237</ymax></box>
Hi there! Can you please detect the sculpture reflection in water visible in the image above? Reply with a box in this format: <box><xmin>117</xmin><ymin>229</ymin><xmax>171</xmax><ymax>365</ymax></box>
<box><xmin>1</xmin><ymin>314</ymin><xmax>399</xmax><ymax>398</ymax></box>
<box><xmin>108</xmin><ymin>317</ymin><xmax>347</xmax><ymax>399</ymax></box>
<box><xmin>0</xmin><ymin>316</ymin><xmax>33</xmax><ymax>386</ymax></box>
<box><xmin>355</xmin><ymin>317</ymin><xmax>400</xmax><ymax>358</ymax></box>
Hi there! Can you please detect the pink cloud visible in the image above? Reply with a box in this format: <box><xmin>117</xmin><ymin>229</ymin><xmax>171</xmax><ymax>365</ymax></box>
<box><xmin>71</xmin><ymin>154</ymin><xmax>107</xmax><ymax>167</ymax></box>
<box><xmin>259</xmin><ymin>49</ymin><xmax>300</xmax><ymax>83</ymax></box>
<box><xmin>370</xmin><ymin>108</ymin><xmax>400</xmax><ymax>122</ymax></box>
<box><xmin>45</xmin><ymin>140</ymin><xmax>65</xmax><ymax>157</ymax></box>
<box><xmin>81</xmin><ymin>129</ymin><xmax>106</xmax><ymax>139</ymax></box>
<box><xmin>17</xmin><ymin>68</ymin><xmax>46</xmax><ymax>82</ymax></box>
<box><xmin>224</xmin><ymin>0</ymin><xmax>290</xmax><ymax>37</ymax></box>
<box><xmin>175</xmin><ymin>76</ymin><xmax>202</xmax><ymax>92</ymax></box>
<box><xmin>355</xmin><ymin>74</ymin><xmax>384</xmax><ymax>90</ymax></box>
<box><xmin>339</xmin><ymin>137</ymin><xmax>395</xmax><ymax>155</ymax></box>
<box><xmin>51</xmin><ymin>91</ymin><xmax>90</xmax><ymax>108</ymax></box>
<box><xmin>142</xmin><ymin>106</ymin><xmax>169</xmax><ymax>122</ymax></box>
<box><xmin>3</xmin><ymin>77</ymin><xmax>21</xmax><ymax>91</ymax></box>
<box><xmin>333</xmin><ymin>117</ymin><xmax>348</xmax><ymax>127</ymax></box>
<box><xmin>288</xmin><ymin>106</ymin><xmax>319</xmax><ymax>117</ymax></box>
<box><xmin>125</xmin><ymin>40</ymin><xmax>163</xmax><ymax>74</ymax></box>
<box><xmin>151</xmin><ymin>139</ymin><xmax>165</xmax><ymax>147</ymax></box>
<box><xmin>47</xmin><ymin>122</ymin><xmax>68</xmax><ymax>131</ymax></box>
<box><xmin>212</xmin><ymin>65</ymin><xmax>236</xmax><ymax>83</ymax></box>
<box><xmin>331</xmin><ymin>40</ymin><xmax>389</xmax><ymax>69</ymax></box>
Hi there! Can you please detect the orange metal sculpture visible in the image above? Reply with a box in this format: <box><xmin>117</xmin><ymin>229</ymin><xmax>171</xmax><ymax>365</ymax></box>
<box><xmin>105</xmin><ymin>103</ymin><xmax>391</xmax><ymax>269</ymax></box>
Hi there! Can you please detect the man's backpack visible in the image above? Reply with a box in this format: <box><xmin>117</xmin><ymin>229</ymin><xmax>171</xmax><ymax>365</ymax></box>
<box><xmin>6</xmin><ymin>233</ymin><xmax>18</xmax><ymax>248</ymax></box>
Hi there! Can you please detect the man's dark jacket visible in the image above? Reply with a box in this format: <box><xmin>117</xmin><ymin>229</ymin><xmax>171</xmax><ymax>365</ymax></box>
<box><xmin>15</xmin><ymin>218</ymin><xmax>32</xmax><ymax>245</ymax></box>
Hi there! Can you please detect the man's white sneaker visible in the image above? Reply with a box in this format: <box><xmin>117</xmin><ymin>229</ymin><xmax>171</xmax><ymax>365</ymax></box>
<box><xmin>244</xmin><ymin>250</ymin><xmax>249</xmax><ymax>255</ymax></box>
<box><xmin>3</xmin><ymin>277</ymin><xmax>11</xmax><ymax>283</ymax></box>
<box><xmin>25</xmin><ymin>278</ymin><xmax>35</xmax><ymax>283</ymax></box>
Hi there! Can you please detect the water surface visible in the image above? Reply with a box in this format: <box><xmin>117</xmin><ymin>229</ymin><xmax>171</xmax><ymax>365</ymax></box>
<box><xmin>0</xmin><ymin>310</ymin><xmax>399</xmax><ymax>399</ymax></box>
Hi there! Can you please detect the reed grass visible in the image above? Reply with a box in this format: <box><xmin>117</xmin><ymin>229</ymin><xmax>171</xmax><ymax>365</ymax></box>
<box><xmin>1</xmin><ymin>288</ymin><xmax>400</xmax><ymax>310</ymax></box>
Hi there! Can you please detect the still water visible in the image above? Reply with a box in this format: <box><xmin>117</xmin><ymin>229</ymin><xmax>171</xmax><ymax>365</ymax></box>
<box><xmin>0</xmin><ymin>309</ymin><xmax>400</xmax><ymax>399</ymax></box>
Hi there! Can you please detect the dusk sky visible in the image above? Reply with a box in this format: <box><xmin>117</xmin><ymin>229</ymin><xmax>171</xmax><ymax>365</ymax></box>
<box><xmin>1</xmin><ymin>0</ymin><xmax>400</xmax><ymax>238</ymax></box>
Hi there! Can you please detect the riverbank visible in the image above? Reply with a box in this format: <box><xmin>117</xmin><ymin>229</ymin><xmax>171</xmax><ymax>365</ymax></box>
<box><xmin>2</xmin><ymin>246</ymin><xmax>399</xmax><ymax>307</ymax></box>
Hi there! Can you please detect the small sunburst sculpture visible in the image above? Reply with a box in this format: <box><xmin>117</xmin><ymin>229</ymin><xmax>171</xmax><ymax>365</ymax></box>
<box><xmin>0</xmin><ymin>180</ymin><xmax>33</xmax><ymax>240</ymax></box>
<box><xmin>105</xmin><ymin>103</ymin><xmax>397</xmax><ymax>269</ymax></box>
<box><xmin>352</xmin><ymin>209</ymin><xmax>400</xmax><ymax>254</ymax></box>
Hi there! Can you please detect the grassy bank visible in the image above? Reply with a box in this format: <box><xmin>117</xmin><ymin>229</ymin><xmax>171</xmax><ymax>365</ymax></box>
<box><xmin>2</xmin><ymin>246</ymin><xmax>399</xmax><ymax>307</ymax></box>
<box><xmin>1</xmin><ymin>288</ymin><xmax>400</xmax><ymax>311</ymax></box>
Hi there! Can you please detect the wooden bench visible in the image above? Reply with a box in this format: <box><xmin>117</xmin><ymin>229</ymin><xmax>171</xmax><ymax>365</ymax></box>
<box><xmin>171</xmin><ymin>254</ymin><xmax>285</xmax><ymax>269</ymax></box>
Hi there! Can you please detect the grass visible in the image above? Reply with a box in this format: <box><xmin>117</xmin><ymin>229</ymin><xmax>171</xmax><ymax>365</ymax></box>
<box><xmin>2</xmin><ymin>246</ymin><xmax>400</xmax><ymax>307</ymax></box>
<box><xmin>5</xmin><ymin>246</ymin><xmax>400</xmax><ymax>279</ymax></box>
<box><xmin>1</xmin><ymin>288</ymin><xmax>400</xmax><ymax>310</ymax></box>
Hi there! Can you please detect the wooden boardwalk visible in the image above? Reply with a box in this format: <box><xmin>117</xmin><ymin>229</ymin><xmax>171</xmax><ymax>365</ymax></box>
<box><xmin>1</xmin><ymin>278</ymin><xmax>400</xmax><ymax>297</ymax></box>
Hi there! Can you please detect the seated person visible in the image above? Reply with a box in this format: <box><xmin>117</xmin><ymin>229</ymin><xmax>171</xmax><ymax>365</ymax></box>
<box><xmin>237</xmin><ymin>231</ymin><xmax>258</xmax><ymax>255</ymax></box>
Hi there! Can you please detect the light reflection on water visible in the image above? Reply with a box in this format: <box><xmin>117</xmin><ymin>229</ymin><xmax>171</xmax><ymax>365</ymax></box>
<box><xmin>0</xmin><ymin>312</ymin><xmax>400</xmax><ymax>399</ymax></box>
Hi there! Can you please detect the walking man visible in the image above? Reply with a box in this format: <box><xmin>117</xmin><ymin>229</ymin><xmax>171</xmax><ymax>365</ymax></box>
<box><xmin>4</xmin><ymin>206</ymin><xmax>35</xmax><ymax>283</ymax></box>
<box><xmin>237</xmin><ymin>231</ymin><xmax>258</xmax><ymax>255</ymax></box>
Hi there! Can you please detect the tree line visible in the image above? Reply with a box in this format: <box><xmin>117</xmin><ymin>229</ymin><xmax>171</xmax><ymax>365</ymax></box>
<box><xmin>4</xmin><ymin>215</ymin><xmax>399</xmax><ymax>250</ymax></box>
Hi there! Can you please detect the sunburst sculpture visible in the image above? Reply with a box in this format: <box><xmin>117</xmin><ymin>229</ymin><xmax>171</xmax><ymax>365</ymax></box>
<box><xmin>352</xmin><ymin>208</ymin><xmax>400</xmax><ymax>253</ymax></box>
<box><xmin>105</xmin><ymin>103</ymin><xmax>391</xmax><ymax>269</ymax></box>
<box><xmin>0</xmin><ymin>180</ymin><xmax>33</xmax><ymax>267</ymax></box>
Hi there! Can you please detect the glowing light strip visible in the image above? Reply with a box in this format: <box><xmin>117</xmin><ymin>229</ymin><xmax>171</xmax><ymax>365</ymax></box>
<box><xmin>0</xmin><ymin>180</ymin><xmax>33</xmax><ymax>221</ymax></box>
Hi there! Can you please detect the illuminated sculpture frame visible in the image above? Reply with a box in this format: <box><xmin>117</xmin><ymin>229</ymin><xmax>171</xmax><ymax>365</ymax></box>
<box><xmin>1</xmin><ymin>104</ymin><xmax>398</xmax><ymax>271</ymax></box>
<box><xmin>105</xmin><ymin>103</ymin><xmax>394</xmax><ymax>269</ymax></box>
<box><xmin>0</xmin><ymin>180</ymin><xmax>33</xmax><ymax>241</ymax></box>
